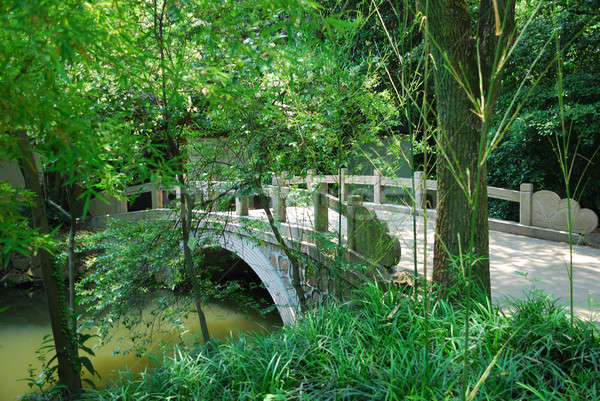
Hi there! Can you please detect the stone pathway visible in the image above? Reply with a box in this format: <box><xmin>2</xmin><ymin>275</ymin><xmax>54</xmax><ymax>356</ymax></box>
<box><xmin>246</xmin><ymin>206</ymin><xmax>600</xmax><ymax>321</ymax></box>
<box><xmin>375</xmin><ymin>209</ymin><xmax>600</xmax><ymax>321</ymax></box>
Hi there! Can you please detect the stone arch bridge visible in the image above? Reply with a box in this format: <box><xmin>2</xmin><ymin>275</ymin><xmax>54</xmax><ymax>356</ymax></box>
<box><xmin>89</xmin><ymin>202</ymin><xmax>401</xmax><ymax>326</ymax></box>
<box><xmin>87</xmin><ymin>171</ymin><xmax>600</xmax><ymax>322</ymax></box>
<box><xmin>89</xmin><ymin>169</ymin><xmax>600</xmax><ymax>324</ymax></box>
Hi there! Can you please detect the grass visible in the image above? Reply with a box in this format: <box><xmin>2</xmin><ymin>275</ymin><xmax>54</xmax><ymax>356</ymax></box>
<box><xmin>83</xmin><ymin>282</ymin><xmax>600</xmax><ymax>401</ymax></box>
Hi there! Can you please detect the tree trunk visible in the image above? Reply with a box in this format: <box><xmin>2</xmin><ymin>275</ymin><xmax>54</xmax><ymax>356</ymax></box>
<box><xmin>67</xmin><ymin>186</ymin><xmax>76</xmax><ymax>316</ymax></box>
<box><xmin>423</xmin><ymin>0</ymin><xmax>515</xmax><ymax>298</ymax></box>
<box><xmin>151</xmin><ymin>0</ymin><xmax>210</xmax><ymax>345</ymax></box>
<box><xmin>259</xmin><ymin>193</ymin><xmax>306</xmax><ymax>310</ymax></box>
<box><xmin>179</xmin><ymin>180</ymin><xmax>211</xmax><ymax>344</ymax></box>
<box><xmin>15</xmin><ymin>131</ymin><xmax>82</xmax><ymax>397</ymax></box>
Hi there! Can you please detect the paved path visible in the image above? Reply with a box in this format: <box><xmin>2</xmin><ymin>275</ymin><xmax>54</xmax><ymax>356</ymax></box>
<box><xmin>244</xmin><ymin>207</ymin><xmax>600</xmax><ymax>321</ymax></box>
<box><xmin>376</xmin><ymin>209</ymin><xmax>600</xmax><ymax>321</ymax></box>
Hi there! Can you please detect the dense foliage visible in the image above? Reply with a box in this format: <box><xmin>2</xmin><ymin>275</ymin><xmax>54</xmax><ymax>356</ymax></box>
<box><xmin>0</xmin><ymin>183</ymin><xmax>56</xmax><ymax>267</ymax></box>
<box><xmin>74</xmin><ymin>220</ymin><xmax>274</xmax><ymax>345</ymax></box>
<box><xmin>489</xmin><ymin>0</ymin><xmax>600</xmax><ymax>219</ymax></box>
<box><xmin>86</xmin><ymin>283</ymin><xmax>600</xmax><ymax>401</ymax></box>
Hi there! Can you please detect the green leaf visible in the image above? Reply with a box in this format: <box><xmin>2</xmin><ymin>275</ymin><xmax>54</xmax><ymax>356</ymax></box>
<box><xmin>79</xmin><ymin>356</ymin><xmax>98</xmax><ymax>376</ymax></box>
<box><xmin>325</xmin><ymin>16</ymin><xmax>359</xmax><ymax>33</ymax></box>
<box><xmin>187</xmin><ymin>236</ymin><xmax>196</xmax><ymax>252</ymax></box>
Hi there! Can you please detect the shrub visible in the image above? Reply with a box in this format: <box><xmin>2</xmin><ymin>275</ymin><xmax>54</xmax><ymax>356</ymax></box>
<box><xmin>85</xmin><ymin>283</ymin><xmax>600</xmax><ymax>400</ymax></box>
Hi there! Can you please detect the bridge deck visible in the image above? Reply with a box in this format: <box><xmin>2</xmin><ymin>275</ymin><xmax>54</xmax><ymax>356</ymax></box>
<box><xmin>240</xmin><ymin>206</ymin><xmax>600</xmax><ymax>320</ymax></box>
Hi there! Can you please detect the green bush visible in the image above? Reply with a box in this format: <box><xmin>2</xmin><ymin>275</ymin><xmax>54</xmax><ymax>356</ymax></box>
<box><xmin>489</xmin><ymin>1</ymin><xmax>600</xmax><ymax>218</ymax></box>
<box><xmin>75</xmin><ymin>220</ymin><xmax>277</xmax><ymax>349</ymax></box>
<box><xmin>75</xmin><ymin>219</ymin><xmax>185</xmax><ymax>343</ymax></box>
<box><xmin>85</xmin><ymin>283</ymin><xmax>600</xmax><ymax>400</ymax></box>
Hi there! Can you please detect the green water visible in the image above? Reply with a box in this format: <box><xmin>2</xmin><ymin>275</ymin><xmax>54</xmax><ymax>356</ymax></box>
<box><xmin>0</xmin><ymin>288</ymin><xmax>280</xmax><ymax>400</ymax></box>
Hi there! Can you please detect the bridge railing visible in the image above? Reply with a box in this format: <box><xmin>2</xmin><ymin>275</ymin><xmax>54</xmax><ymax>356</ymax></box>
<box><xmin>267</xmin><ymin>169</ymin><xmax>597</xmax><ymax>238</ymax></box>
<box><xmin>88</xmin><ymin>169</ymin><xmax>597</xmax><ymax>239</ymax></box>
<box><xmin>278</xmin><ymin>169</ymin><xmax>530</xmax><ymax>225</ymax></box>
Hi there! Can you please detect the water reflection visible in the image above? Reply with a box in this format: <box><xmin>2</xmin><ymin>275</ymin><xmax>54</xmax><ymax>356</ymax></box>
<box><xmin>0</xmin><ymin>288</ymin><xmax>280</xmax><ymax>400</ymax></box>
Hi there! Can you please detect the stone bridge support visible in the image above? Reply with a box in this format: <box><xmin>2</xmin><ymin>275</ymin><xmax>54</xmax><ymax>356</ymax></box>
<box><xmin>198</xmin><ymin>232</ymin><xmax>299</xmax><ymax>325</ymax></box>
<box><xmin>196</xmin><ymin>228</ymin><xmax>339</xmax><ymax>325</ymax></box>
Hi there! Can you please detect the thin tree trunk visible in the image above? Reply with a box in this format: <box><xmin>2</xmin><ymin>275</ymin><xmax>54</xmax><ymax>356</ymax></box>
<box><xmin>259</xmin><ymin>193</ymin><xmax>307</xmax><ymax>309</ymax></box>
<box><xmin>67</xmin><ymin>186</ymin><xmax>76</xmax><ymax>315</ymax></box>
<box><xmin>47</xmin><ymin>196</ymin><xmax>77</xmax><ymax>315</ymax></box>
<box><xmin>15</xmin><ymin>131</ymin><xmax>82</xmax><ymax>397</ymax></box>
<box><xmin>179</xmin><ymin>180</ymin><xmax>210</xmax><ymax>344</ymax></box>
<box><xmin>151</xmin><ymin>0</ymin><xmax>210</xmax><ymax>344</ymax></box>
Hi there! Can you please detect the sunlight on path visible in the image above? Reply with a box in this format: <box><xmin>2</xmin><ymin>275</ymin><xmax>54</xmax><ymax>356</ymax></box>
<box><xmin>244</xmin><ymin>206</ymin><xmax>600</xmax><ymax>320</ymax></box>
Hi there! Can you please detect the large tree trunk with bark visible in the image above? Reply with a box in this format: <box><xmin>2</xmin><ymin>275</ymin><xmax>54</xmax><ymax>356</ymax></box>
<box><xmin>15</xmin><ymin>131</ymin><xmax>82</xmax><ymax>397</ymax></box>
<box><xmin>423</xmin><ymin>0</ymin><xmax>515</xmax><ymax>298</ymax></box>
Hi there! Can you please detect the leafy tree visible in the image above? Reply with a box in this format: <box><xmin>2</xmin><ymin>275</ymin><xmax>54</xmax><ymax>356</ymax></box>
<box><xmin>488</xmin><ymin>0</ymin><xmax>600</xmax><ymax>218</ymax></box>
<box><xmin>0</xmin><ymin>1</ymin><xmax>119</xmax><ymax>396</ymax></box>
<box><xmin>199</xmin><ymin>2</ymin><xmax>401</xmax><ymax>308</ymax></box>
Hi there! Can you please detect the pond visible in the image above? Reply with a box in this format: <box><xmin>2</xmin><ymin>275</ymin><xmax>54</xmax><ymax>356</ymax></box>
<box><xmin>0</xmin><ymin>288</ymin><xmax>281</xmax><ymax>400</ymax></box>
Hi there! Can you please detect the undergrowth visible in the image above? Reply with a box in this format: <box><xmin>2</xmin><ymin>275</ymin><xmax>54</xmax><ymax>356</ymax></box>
<box><xmin>84</xmin><ymin>283</ymin><xmax>600</xmax><ymax>401</ymax></box>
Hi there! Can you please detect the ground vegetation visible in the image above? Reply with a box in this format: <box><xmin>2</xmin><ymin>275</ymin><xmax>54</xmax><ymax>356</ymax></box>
<box><xmin>85</xmin><ymin>283</ymin><xmax>600</xmax><ymax>401</ymax></box>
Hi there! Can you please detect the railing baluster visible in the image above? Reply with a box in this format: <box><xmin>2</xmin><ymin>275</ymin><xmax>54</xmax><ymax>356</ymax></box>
<box><xmin>236</xmin><ymin>196</ymin><xmax>249</xmax><ymax>216</ymax></box>
<box><xmin>151</xmin><ymin>183</ymin><xmax>164</xmax><ymax>209</ymax></box>
<box><xmin>373</xmin><ymin>170</ymin><xmax>383</xmax><ymax>204</ymax></box>
<box><xmin>414</xmin><ymin>171</ymin><xmax>424</xmax><ymax>209</ymax></box>
<box><xmin>347</xmin><ymin>194</ymin><xmax>362</xmax><ymax>252</ymax></box>
<box><xmin>519</xmin><ymin>183</ymin><xmax>533</xmax><ymax>226</ymax></box>
<box><xmin>273</xmin><ymin>171</ymin><xmax>287</xmax><ymax>222</ymax></box>
<box><xmin>314</xmin><ymin>182</ymin><xmax>328</xmax><ymax>233</ymax></box>
<box><xmin>340</xmin><ymin>168</ymin><xmax>348</xmax><ymax>201</ymax></box>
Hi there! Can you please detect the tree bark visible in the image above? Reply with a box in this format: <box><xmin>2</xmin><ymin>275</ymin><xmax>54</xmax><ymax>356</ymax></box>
<box><xmin>15</xmin><ymin>131</ymin><xmax>82</xmax><ymax>397</ymax></box>
<box><xmin>422</xmin><ymin>0</ymin><xmax>515</xmax><ymax>298</ymax></box>
<box><xmin>179</xmin><ymin>179</ymin><xmax>211</xmax><ymax>344</ymax></box>
<box><xmin>259</xmin><ymin>193</ymin><xmax>307</xmax><ymax>309</ymax></box>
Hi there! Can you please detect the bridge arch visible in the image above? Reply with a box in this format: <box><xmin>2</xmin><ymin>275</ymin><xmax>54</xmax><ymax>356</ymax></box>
<box><xmin>195</xmin><ymin>231</ymin><xmax>300</xmax><ymax>325</ymax></box>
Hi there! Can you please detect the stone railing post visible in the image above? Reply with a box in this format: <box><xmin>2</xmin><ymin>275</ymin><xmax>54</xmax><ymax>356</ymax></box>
<box><xmin>306</xmin><ymin>169</ymin><xmax>315</xmax><ymax>189</ymax></box>
<box><xmin>414</xmin><ymin>171</ymin><xmax>425</xmax><ymax>209</ymax></box>
<box><xmin>235</xmin><ymin>196</ymin><xmax>249</xmax><ymax>216</ymax></box>
<box><xmin>373</xmin><ymin>170</ymin><xmax>383</xmax><ymax>204</ymax></box>
<box><xmin>118</xmin><ymin>198</ymin><xmax>128</xmax><ymax>213</ymax></box>
<box><xmin>98</xmin><ymin>191</ymin><xmax>127</xmax><ymax>214</ymax></box>
<box><xmin>272</xmin><ymin>171</ymin><xmax>287</xmax><ymax>222</ymax></box>
<box><xmin>275</xmin><ymin>188</ymin><xmax>287</xmax><ymax>222</ymax></box>
<box><xmin>347</xmin><ymin>194</ymin><xmax>362</xmax><ymax>252</ymax></box>
<box><xmin>314</xmin><ymin>182</ymin><xmax>328</xmax><ymax>233</ymax></box>
<box><xmin>151</xmin><ymin>182</ymin><xmax>164</xmax><ymax>209</ymax></box>
<box><xmin>340</xmin><ymin>168</ymin><xmax>348</xmax><ymax>201</ymax></box>
<box><xmin>519</xmin><ymin>183</ymin><xmax>533</xmax><ymax>226</ymax></box>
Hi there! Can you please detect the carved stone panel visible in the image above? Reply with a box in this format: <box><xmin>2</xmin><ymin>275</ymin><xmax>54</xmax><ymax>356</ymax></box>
<box><xmin>347</xmin><ymin>202</ymin><xmax>401</xmax><ymax>268</ymax></box>
<box><xmin>531</xmin><ymin>190</ymin><xmax>598</xmax><ymax>234</ymax></box>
